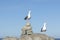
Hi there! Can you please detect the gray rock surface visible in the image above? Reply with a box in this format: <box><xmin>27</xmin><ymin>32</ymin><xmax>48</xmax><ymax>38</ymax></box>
<box><xmin>20</xmin><ymin>22</ymin><xmax>55</xmax><ymax>40</ymax></box>
<box><xmin>20</xmin><ymin>33</ymin><xmax>55</xmax><ymax>40</ymax></box>
<box><xmin>3</xmin><ymin>22</ymin><xmax>55</xmax><ymax>40</ymax></box>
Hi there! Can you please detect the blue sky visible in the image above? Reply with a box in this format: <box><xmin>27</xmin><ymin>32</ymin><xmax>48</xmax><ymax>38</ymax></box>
<box><xmin>0</xmin><ymin>0</ymin><xmax>60</xmax><ymax>38</ymax></box>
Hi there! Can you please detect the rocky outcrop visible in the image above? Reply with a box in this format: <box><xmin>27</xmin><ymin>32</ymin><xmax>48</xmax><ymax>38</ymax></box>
<box><xmin>19</xmin><ymin>33</ymin><xmax>55</xmax><ymax>40</ymax></box>
<box><xmin>2</xmin><ymin>22</ymin><xmax>55</xmax><ymax>40</ymax></box>
<box><xmin>2</xmin><ymin>37</ymin><xmax>18</xmax><ymax>40</ymax></box>
<box><xmin>21</xmin><ymin>22</ymin><xmax>33</xmax><ymax>35</ymax></box>
<box><xmin>20</xmin><ymin>22</ymin><xmax>55</xmax><ymax>40</ymax></box>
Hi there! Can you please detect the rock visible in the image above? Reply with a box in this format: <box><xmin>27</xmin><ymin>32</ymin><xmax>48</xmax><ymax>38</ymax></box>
<box><xmin>20</xmin><ymin>22</ymin><xmax>55</xmax><ymax>40</ymax></box>
<box><xmin>20</xmin><ymin>33</ymin><xmax>55</xmax><ymax>40</ymax></box>
<box><xmin>2</xmin><ymin>22</ymin><xmax>55</xmax><ymax>40</ymax></box>
<box><xmin>2</xmin><ymin>37</ymin><xmax>18</xmax><ymax>40</ymax></box>
<box><xmin>21</xmin><ymin>22</ymin><xmax>33</xmax><ymax>35</ymax></box>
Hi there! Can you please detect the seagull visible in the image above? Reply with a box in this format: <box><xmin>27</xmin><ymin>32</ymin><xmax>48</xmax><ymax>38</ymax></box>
<box><xmin>41</xmin><ymin>22</ymin><xmax>47</xmax><ymax>32</ymax></box>
<box><xmin>24</xmin><ymin>10</ymin><xmax>31</xmax><ymax>20</ymax></box>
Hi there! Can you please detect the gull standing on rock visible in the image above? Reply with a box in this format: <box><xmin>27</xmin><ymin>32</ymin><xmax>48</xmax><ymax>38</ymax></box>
<box><xmin>41</xmin><ymin>22</ymin><xmax>47</xmax><ymax>32</ymax></box>
<box><xmin>24</xmin><ymin>10</ymin><xmax>31</xmax><ymax>20</ymax></box>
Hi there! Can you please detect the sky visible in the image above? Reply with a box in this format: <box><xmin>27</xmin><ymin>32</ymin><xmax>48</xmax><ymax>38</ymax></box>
<box><xmin>0</xmin><ymin>0</ymin><xmax>60</xmax><ymax>38</ymax></box>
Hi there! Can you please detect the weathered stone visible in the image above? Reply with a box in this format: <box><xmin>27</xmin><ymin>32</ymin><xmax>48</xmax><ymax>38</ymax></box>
<box><xmin>2</xmin><ymin>22</ymin><xmax>55</xmax><ymax>40</ymax></box>
<box><xmin>20</xmin><ymin>33</ymin><xmax>55</xmax><ymax>40</ymax></box>
<box><xmin>3</xmin><ymin>37</ymin><xmax>18</xmax><ymax>40</ymax></box>
<box><xmin>21</xmin><ymin>22</ymin><xmax>33</xmax><ymax>35</ymax></box>
<box><xmin>20</xmin><ymin>22</ymin><xmax>55</xmax><ymax>40</ymax></box>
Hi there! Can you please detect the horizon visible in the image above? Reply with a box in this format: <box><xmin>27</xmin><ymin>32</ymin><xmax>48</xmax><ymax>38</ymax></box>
<box><xmin>0</xmin><ymin>0</ymin><xmax>60</xmax><ymax>38</ymax></box>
